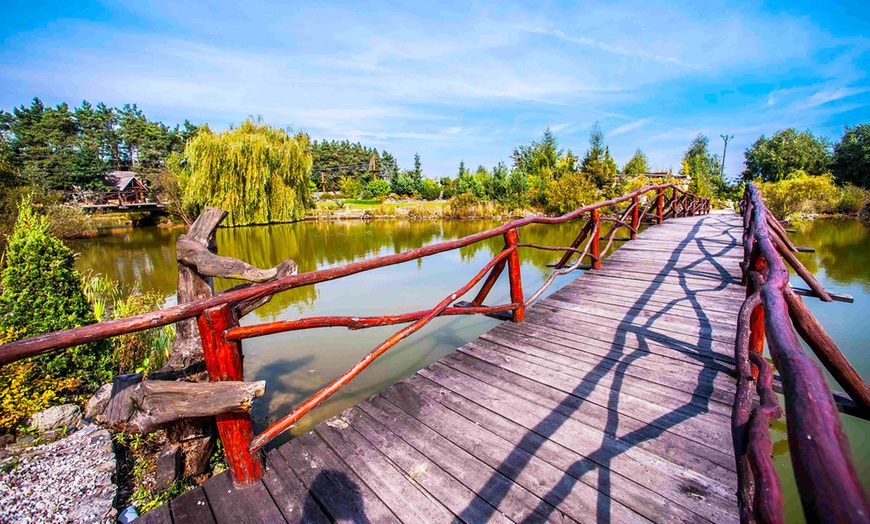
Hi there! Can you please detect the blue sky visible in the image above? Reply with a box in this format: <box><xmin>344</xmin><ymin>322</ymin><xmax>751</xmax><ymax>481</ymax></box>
<box><xmin>1</xmin><ymin>0</ymin><xmax>868</xmax><ymax>180</ymax></box>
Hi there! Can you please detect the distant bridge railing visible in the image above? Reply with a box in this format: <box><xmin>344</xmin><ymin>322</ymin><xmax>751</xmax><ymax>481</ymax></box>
<box><xmin>735</xmin><ymin>182</ymin><xmax>870</xmax><ymax>523</ymax></box>
<box><xmin>0</xmin><ymin>183</ymin><xmax>708</xmax><ymax>487</ymax></box>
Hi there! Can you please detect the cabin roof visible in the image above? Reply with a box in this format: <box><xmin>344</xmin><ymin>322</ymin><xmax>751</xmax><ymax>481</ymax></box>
<box><xmin>103</xmin><ymin>171</ymin><xmax>146</xmax><ymax>191</ymax></box>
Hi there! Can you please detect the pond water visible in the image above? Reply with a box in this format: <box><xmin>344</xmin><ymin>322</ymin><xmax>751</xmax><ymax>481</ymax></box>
<box><xmin>65</xmin><ymin>216</ymin><xmax>870</xmax><ymax>519</ymax></box>
<box><xmin>773</xmin><ymin>217</ymin><xmax>870</xmax><ymax>523</ymax></box>
<box><xmin>66</xmin><ymin>219</ymin><xmax>596</xmax><ymax>440</ymax></box>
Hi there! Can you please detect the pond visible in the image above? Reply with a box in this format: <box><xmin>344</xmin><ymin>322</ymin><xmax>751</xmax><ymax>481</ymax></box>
<box><xmin>66</xmin><ymin>219</ymin><xmax>595</xmax><ymax>440</ymax></box>
<box><xmin>773</xmin><ymin>217</ymin><xmax>870</xmax><ymax>522</ymax></box>
<box><xmin>65</xmin><ymin>215</ymin><xmax>870</xmax><ymax>519</ymax></box>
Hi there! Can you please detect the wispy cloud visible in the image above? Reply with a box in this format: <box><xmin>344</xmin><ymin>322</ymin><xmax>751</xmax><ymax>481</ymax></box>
<box><xmin>610</xmin><ymin>118</ymin><xmax>652</xmax><ymax>137</ymax></box>
<box><xmin>802</xmin><ymin>87</ymin><xmax>869</xmax><ymax>109</ymax></box>
<box><xmin>523</xmin><ymin>27</ymin><xmax>703</xmax><ymax>70</ymax></box>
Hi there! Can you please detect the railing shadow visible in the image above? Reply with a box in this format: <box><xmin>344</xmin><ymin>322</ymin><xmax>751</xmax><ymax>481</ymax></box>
<box><xmin>457</xmin><ymin>214</ymin><xmax>739</xmax><ymax>522</ymax></box>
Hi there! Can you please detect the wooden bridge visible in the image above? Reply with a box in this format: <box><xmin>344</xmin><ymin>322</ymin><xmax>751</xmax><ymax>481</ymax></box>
<box><xmin>1</xmin><ymin>184</ymin><xmax>867</xmax><ymax>522</ymax></box>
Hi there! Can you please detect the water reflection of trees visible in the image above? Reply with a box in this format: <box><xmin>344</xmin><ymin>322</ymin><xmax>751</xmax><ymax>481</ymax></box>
<box><xmin>70</xmin><ymin>218</ymin><xmax>623</xmax><ymax>318</ymax></box>
<box><xmin>793</xmin><ymin>218</ymin><xmax>870</xmax><ymax>292</ymax></box>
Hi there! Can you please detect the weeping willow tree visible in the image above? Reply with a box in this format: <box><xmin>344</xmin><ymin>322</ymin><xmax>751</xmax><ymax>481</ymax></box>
<box><xmin>181</xmin><ymin>120</ymin><xmax>312</xmax><ymax>226</ymax></box>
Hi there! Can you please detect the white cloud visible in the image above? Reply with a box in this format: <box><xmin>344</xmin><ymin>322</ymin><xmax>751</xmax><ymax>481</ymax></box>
<box><xmin>610</xmin><ymin>118</ymin><xmax>652</xmax><ymax>137</ymax></box>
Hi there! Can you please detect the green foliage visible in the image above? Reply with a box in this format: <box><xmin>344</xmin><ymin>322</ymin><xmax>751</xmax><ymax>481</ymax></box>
<box><xmin>456</xmin><ymin>166</ymin><xmax>486</xmax><ymax>199</ymax></box>
<box><xmin>363</xmin><ymin>179</ymin><xmax>391</xmax><ymax>199</ymax></box>
<box><xmin>338</xmin><ymin>176</ymin><xmax>363</xmax><ymax>198</ymax></box>
<box><xmin>759</xmin><ymin>172</ymin><xmax>840</xmax><ymax>219</ymax></box>
<box><xmin>3</xmin><ymin>98</ymin><xmax>190</xmax><ymax>190</ymax></box>
<box><xmin>834</xmin><ymin>184</ymin><xmax>869</xmax><ymax>214</ymax></box>
<box><xmin>544</xmin><ymin>171</ymin><xmax>600</xmax><ymax>215</ymax></box>
<box><xmin>831</xmin><ymin>124</ymin><xmax>870</xmax><ymax>189</ymax></box>
<box><xmin>80</xmin><ymin>271</ymin><xmax>174</xmax><ymax>375</ymax></box>
<box><xmin>181</xmin><ymin>120</ymin><xmax>312</xmax><ymax>226</ymax></box>
<box><xmin>390</xmin><ymin>172</ymin><xmax>418</xmax><ymax>197</ymax></box>
<box><xmin>681</xmin><ymin>134</ymin><xmax>722</xmax><ymax>199</ymax></box>
<box><xmin>419</xmin><ymin>178</ymin><xmax>441</xmax><ymax>200</ymax></box>
<box><xmin>0</xmin><ymin>197</ymin><xmax>111</xmax><ymax>388</ymax></box>
<box><xmin>743</xmin><ymin>128</ymin><xmax>831</xmax><ymax>182</ymax></box>
<box><xmin>580</xmin><ymin>122</ymin><xmax>618</xmax><ymax>188</ymax></box>
<box><xmin>512</xmin><ymin>128</ymin><xmax>562</xmax><ymax>181</ymax></box>
<box><xmin>310</xmin><ymin>139</ymin><xmax>397</xmax><ymax>189</ymax></box>
<box><xmin>0</xmin><ymin>329</ymin><xmax>78</xmax><ymax>433</ymax></box>
<box><xmin>622</xmin><ymin>148</ymin><xmax>650</xmax><ymax>175</ymax></box>
<box><xmin>505</xmin><ymin>169</ymin><xmax>530</xmax><ymax>211</ymax></box>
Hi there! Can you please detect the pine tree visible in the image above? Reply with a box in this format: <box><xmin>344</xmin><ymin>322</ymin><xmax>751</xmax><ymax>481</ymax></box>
<box><xmin>622</xmin><ymin>148</ymin><xmax>650</xmax><ymax>175</ymax></box>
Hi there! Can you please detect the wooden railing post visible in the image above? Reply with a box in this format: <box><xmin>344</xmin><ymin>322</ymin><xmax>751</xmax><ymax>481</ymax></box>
<box><xmin>198</xmin><ymin>305</ymin><xmax>263</xmax><ymax>487</ymax></box>
<box><xmin>504</xmin><ymin>228</ymin><xmax>525</xmax><ymax>322</ymax></box>
<box><xmin>747</xmin><ymin>250</ymin><xmax>767</xmax><ymax>377</ymax></box>
<box><xmin>656</xmin><ymin>188</ymin><xmax>664</xmax><ymax>224</ymax></box>
<box><xmin>630</xmin><ymin>195</ymin><xmax>639</xmax><ymax>240</ymax></box>
<box><xmin>591</xmin><ymin>209</ymin><xmax>602</xmax><ymax>269</ymax></box>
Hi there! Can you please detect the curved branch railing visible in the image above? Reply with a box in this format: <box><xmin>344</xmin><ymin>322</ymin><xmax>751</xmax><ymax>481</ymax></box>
<box><xmin>0</xmin><ymin>183</ymin><xmax>708</xmax><ymax>487</ymax></box>
<box><xmin>734</xmin><ymin>183</ymin><xmax>870</xmax><ymax>523</ymax></box>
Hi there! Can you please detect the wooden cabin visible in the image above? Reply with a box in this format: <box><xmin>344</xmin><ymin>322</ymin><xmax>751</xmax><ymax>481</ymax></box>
<box><xmin>102</xmin><ymin>171</ymin><xmax>151</xmax><ymax>206</ymax></box>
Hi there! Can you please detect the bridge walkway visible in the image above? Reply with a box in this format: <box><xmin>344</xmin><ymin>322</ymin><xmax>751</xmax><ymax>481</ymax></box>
<box><xmin>140</xmin><ymin>212</ymin><xmax>744</xmax><ymax>524</ymax></box>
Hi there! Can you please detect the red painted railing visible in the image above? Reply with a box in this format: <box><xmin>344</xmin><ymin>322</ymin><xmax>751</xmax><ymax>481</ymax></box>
<box><xmin>0</xmin><ymin>183</ymin><xmax>708</xmax><ymax>488</ymax></box>
<box><xmin>734</xmin><ymin>183</ymin><xmax>870</xmax><ymax>523</ymax></box>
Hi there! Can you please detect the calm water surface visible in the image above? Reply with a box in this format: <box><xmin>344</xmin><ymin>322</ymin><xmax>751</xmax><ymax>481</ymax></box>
<box><xmin>67</xmin><ymin>216</ymin><xmax>870</xmax><ymax>519</ymax></box>
<box><xmin>67</xmin><ymin>219</ymin><xmax>593</xmax><ymax>439</ymax></box>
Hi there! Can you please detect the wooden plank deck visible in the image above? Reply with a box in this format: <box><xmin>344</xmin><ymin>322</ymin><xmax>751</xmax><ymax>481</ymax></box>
<box><xmin>138</xmin><ymin>212</ymin><xmax>743</xmax><ymax>524</ymax></box>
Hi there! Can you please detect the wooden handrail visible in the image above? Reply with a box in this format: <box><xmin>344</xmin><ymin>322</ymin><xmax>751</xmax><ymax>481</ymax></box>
<box><xmin>734</xmin><ymin>183</ymin><xmax>870</xmax><ymax>522</ymax></box>
<box><xmin>0</xmin><ymin>182</ymin><xmax>710</xmax><ymax>487</ymax></box>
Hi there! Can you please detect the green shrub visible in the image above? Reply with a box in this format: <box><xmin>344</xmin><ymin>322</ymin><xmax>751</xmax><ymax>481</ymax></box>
<box><xmin>364</xmin><ymin>179</ymin><xmax>391</xmax><ymax>198</ymax></box>
<box><xmin>44</xmin><ymin>204</ymin><xmax>96</xmax><ymax>239</ymax></box>
<box><xmin>0</xmin><ymin>197</ymin><xmax>112</xmax><ymax>389</ymax></box>
<box><xmin>419</xmin><ymin>179</ymin><xmax>441</xmax><ymax>200</ymax></box>
<box><xmin>759</xmin><ymin>172</ymin><xmax>839</xmax><ymax>219</ymax></box>
<box><xmin>338</xmin><ymin>176</ymin><xmax>363</xmax><ymax>199</ymax></box>
<box><xmin>544</xmin><ymin>171</ymin><xmax>600</xmax><ymax>215</ymax></box>
<box><xmin>834</xmin><ymin>184</ymin><xmax>869</xmax><ymax>214</ymax></box>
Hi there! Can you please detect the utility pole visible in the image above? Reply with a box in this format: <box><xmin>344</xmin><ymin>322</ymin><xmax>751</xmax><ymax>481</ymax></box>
<box><xmin>720</xmin><ymin>134</ymin><xmax>733</xmax><ymax>181</ymax></box>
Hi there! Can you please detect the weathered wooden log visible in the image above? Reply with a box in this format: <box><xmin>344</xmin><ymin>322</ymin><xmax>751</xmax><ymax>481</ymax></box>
<box><xmin>95</xmin><ymin>375</ymin><xmax>265</xmax><ymax>433</ymax></box>
<box><xmin>784</xmin><ymin>288</ymin><xmax>870</xmax><ymax>414</ymax></box>
<box><xmin>164</xmin><ymin>206</ymin><xmax>298</xmax><ymax>373</ymax></box>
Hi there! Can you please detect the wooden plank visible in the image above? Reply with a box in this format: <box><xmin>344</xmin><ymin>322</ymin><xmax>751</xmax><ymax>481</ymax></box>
<box><xmin>413</xmin><ymin>366</ymin><xmax>738</xmax><ymax>523</ymax></box>
<box><xmin>341</xmin><ymin>407</ymin><xmax>513</xmax><ymax>524</ymax></box>
<box><xmin>494</xmin><ymin>320</ymin><xmax>736</xmax><ymax>374</ymax></box>
<box><xmin>358</xmin><ymin>397</ymin><xmax>571</xmax><ymax>523</ymax></box>
<box><xmin>538</xmin><ymin>295</ymin><xmax>739</xmax><ymax>339</ymax></box>
<box><xmin>525</xmin><ymin>306</ymin><xmax>736</xmax><ymax>358</ymax></box>
<box><xmin>261</xmin><ymin>451</ymin><xmax>330</xmax><ymax>524</ymax></box>
<box><xmin>170</xmin><ymin>486</ymin><xmax>215</xmax><ymax>524</ymax></box>
<box><xmin>451</xmin><ymin>343</ymin><xmax>734</xmax><ymax>443</ymax></box>
<box><xmin>479</xmin><ymin>328</ymin><xmax>737</xmax><ymax>405</ymax></box>
<box><xmin>280</xmin><ymin>434</ymin><xmax>399</xmax><ymax>523</ymax></box>
<box><xmin>403</xmin><ymin>374</ymin><xmax>729</xmax><ymax>523</ymax></box>
<box><xmin>314</xmin><ymin>418</ymin><xmax>456</xmax><ymax>523</ymax></box>
<box><xmin>558</xmin><ymin>282</ymin><xmax>744</xmax><ymax>316</ymax></box>
<box><xmin>137</xmin><ymin>504</ymin><xmax>172</xmax><ymax>524</ymax></box>
<box><xmin>201</xmin><ymin>472</ymin><xmax>286</xmax><ymax>524</ymax></box>
<box><xmin>376</xmin><ymin>381</ymin><xmax>651</xmax><ymax>524</ymax></box>
<box><xmin>440</xmin><ymin>349</ymin><xmax>737</xmax><ymax>474</ymax></box>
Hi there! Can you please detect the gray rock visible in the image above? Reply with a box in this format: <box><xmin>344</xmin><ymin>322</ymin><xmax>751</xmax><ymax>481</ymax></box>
<box><xmin>85</xmin><ymin>383</ymin><xmax>113</xmax><ymax>421</ymax></box>
<box><xmin>30</xmin><ymin>404</ymin><xmax>82</xmax><ymax>432</ymax></box>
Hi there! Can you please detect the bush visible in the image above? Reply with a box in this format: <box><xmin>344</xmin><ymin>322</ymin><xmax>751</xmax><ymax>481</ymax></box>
<box><xmin>419</xmin><ymin>179</ymin><xmax>441</xmax><ymax>200</ymax></box>
<box><xmin>544</xmin><ymin>171</ymin><xmax>600</xmax><ymax>215</ymax></box>
<box><xmin>338</xmin><ymin>176</ymin><xmax>363</xmax><ymax>199</ymax></box>
<box><xmin>364</xmin><ymin>179</ymin><xmax>391</xmax><ymax>199</ymax></box>
<box><xmin>0</xmin><ymin>329</ymin><xmax>79</xmax><ymax>433</ymax></box>
<box><xmin>0</xmin><ymin>197</ymin><xmax>112</xmax><ymax>389</ymax></box>
<box><xmin>834</xmin><ymin>184</ymin><xmax>869</xmax><ymax>214</ymax></box>
<box><xmin>44</xmin><ymin>204</ymin><xmax>96</xmax><ymax>239</ymax></box>
<box><xmin>759</xmin><ymin>172</ymin><xmax>839</xmax><ymax>219</ymax></box>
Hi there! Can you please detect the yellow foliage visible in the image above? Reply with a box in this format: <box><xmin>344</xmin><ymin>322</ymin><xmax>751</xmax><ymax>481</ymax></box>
<box><xmin>0</xmin><ymin>329</ymin><xmax>78</xmax><ymax>433</ymax></box>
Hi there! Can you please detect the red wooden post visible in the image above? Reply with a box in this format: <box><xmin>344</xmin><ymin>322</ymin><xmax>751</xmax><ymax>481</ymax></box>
<box><xmin>591</xmin><ymin>209</ymin><xmax>602</xmax><ymax>269</ymax></box>
<box><xmin>504</xmin><ymin>228</ymin><xmax>525</xmax><ymax>322</ymax></box>
<box><xmin>656</xmin><ymin>188</ymin><xmax>664</xmax><ymax>224</ymax></box>
<box><xmin>198</xmin><ymin>305</ymin><xmax>263</xmax><ymax>487</ymax></box>
<box><xmin>630</xmin><ymin>195</ymin><xmax>639</xmax><ymax>240</ymax></box>
<box><xmin>747</xmin><ymin>253</ymin><xmax>767</xmax><ymax>378</ymax></box>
